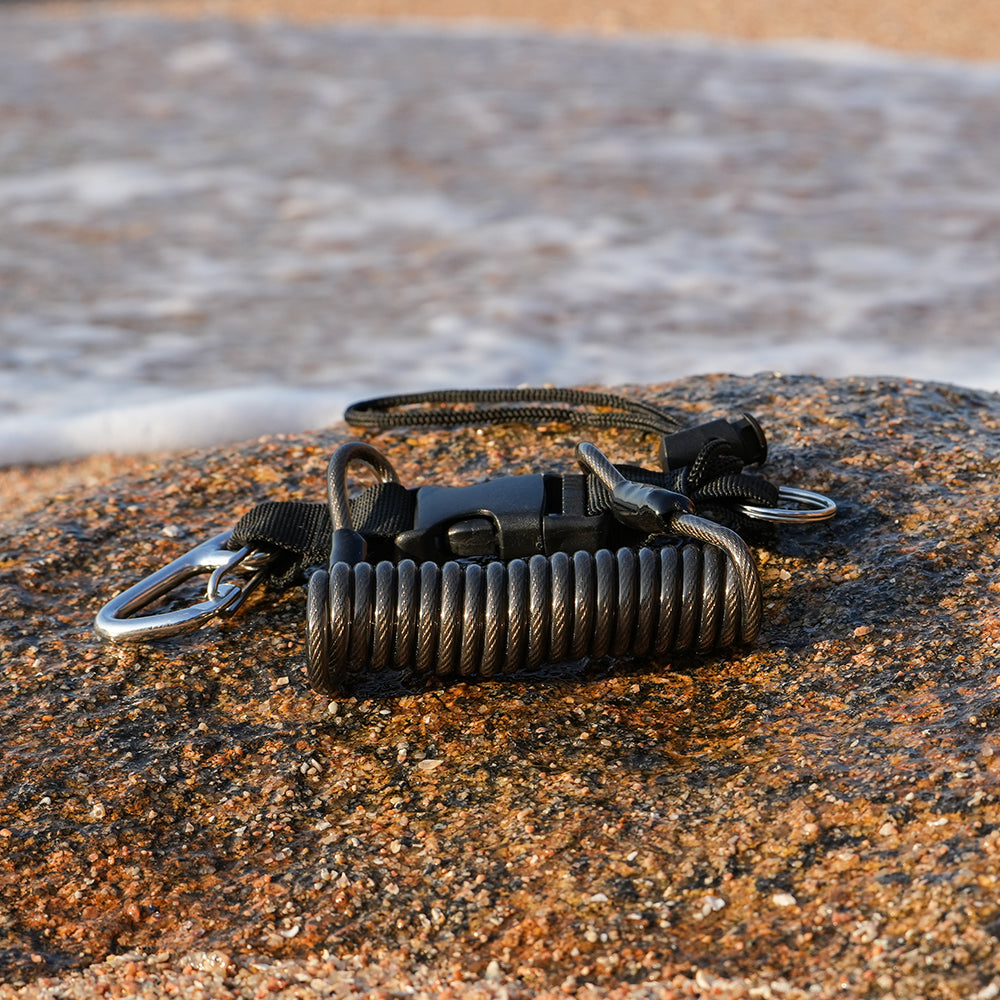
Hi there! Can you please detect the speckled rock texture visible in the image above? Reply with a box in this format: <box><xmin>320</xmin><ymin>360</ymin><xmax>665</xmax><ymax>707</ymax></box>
<box><xmin>2</xmin><ymin>374</ymin><xmax>999</xmax><ymax>998</ymax></box>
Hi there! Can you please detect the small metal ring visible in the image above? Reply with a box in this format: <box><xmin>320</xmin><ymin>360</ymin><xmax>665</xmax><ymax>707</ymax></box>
<box><xmin>738</xmin><ymin>487</ymin><xmax>837</xmax><ymax>524</ymax></box>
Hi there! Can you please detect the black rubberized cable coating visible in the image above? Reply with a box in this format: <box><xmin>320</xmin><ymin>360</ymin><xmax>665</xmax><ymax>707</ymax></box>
<box><xmin>304</xmin><ymin>437</ymin><xmax>763</xmax><ymax>694</ymax></box>
<box><xmin>306</xmin><ymin>540</ymin><xmax>759</xmax><ymax>694</ymax></box>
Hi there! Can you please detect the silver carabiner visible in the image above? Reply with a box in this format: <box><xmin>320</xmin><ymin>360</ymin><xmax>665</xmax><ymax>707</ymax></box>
<box><xmin>95</xmin><ymin>530</ymin><xmax>271</xmax><ymax>642</ymax></box>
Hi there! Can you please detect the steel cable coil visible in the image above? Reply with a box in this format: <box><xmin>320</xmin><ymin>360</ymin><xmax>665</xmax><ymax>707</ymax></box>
<box><xmin>305</xmin><ymin>440</ymin><xmax>762</xmax><ymax>694</ymax></box>
<box><xmin>306</xmin><ymin>539</ymin><xmax>759</xmax><ymax>694</ymax></box>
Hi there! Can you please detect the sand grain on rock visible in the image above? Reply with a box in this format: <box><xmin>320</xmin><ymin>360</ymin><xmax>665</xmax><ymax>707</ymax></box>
<box><xmin>2</xmin><ymin>374</ymin><xmax>1000</xmax><ymax>998</ymax></box>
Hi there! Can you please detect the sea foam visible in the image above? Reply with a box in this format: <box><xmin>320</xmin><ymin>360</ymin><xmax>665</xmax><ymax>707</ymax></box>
<box><xmin>2</xmin><ymin>11</ymin><xmax>999</xmax><ymax>466</ymax></box>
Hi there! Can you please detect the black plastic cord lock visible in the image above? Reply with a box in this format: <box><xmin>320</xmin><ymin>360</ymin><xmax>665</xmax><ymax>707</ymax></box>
<box><xmin>659</xmin><ymin>413</ymin><xmax>767</xmax><ymax>471</ymax></box>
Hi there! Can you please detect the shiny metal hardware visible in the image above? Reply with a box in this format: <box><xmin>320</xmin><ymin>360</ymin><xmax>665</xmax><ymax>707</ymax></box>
<box><xmin>738</xmin><ymin>486</ymin><xmax>838</xmax><ymax>524</ymax></box>
<box><xmin>95</xmin><ymin>530</ymin><xmax>271</xmax><ymax>641</ymax></box>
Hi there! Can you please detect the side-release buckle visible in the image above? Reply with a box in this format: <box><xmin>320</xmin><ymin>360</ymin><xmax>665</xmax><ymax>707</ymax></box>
<box><xmin>394</xmin><ymin>474</ymin><xmax>617</xmax><ymax>562</ymax></box>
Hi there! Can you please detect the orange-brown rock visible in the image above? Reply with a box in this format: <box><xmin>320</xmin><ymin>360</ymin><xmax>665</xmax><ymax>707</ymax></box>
<box><xmin>2</xmin><ymin>374</ymin><xmax>999</xmax><ymax>998</ymax></box>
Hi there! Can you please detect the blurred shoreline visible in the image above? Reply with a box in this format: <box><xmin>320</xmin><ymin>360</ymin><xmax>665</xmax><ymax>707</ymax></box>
<box><xmin>32</xmin><ymin>0</ymin><xmax>1000</xmax><ymax>63</ymax></box>
<box><xmin>4</xmin><ymin>2</ymin><xmax>999</xmax><ymax>514</ymax></box>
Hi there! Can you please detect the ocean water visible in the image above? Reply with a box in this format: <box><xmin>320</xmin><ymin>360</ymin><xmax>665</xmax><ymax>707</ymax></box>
<box><xmin>1</xmin><ymin>10</ymin><xmax>999</xmax><ymax>465</ymax></box>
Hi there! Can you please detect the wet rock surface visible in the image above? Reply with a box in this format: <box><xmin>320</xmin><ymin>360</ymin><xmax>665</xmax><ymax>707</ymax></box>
<box><xmin>2</xmin><ymin>373</ymin><xmax>999</xmax><ymax>998</ymax></box>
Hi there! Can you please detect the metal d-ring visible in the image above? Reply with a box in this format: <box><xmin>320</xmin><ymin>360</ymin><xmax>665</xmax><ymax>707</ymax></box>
<box><xmin>738</xmin><ymin>487</ymin><xmax>837</xmax><ymax>524</ymax></box>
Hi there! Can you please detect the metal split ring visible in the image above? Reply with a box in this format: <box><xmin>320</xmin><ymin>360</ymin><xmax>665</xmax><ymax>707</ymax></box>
<box><xmin>738</xmin><ymin>487</ymin><xmax>837</xmax><ymax>524</ymax></box>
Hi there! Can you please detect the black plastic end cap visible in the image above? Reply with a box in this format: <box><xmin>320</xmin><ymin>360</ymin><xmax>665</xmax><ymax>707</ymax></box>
<box><xmin>735</xmin><ymin>412</ymin><xmax>768</xmax><ymax>466</ymax></box>
<box><xmin>329</xmin><ymin>527</ymin><xmax>367</xmax><ymax>567</ymax></box>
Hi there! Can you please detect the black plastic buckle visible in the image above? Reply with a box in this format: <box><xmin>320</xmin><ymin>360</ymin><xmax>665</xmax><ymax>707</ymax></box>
<box><xmin>394</xmin><ymin>474</ymin><xmax>614</xmax><ymax>562</ymax></box>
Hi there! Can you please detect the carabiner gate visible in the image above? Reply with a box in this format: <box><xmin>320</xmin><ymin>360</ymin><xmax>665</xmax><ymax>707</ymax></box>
<box><xmin>95</xmin><ymin>530</ymin><xmax>271</xmax><ymax>642</ymax></box>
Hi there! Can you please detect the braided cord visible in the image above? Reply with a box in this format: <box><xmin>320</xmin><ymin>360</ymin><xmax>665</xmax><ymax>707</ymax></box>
<box><xmin>344</xmin><ymin>387</ymin><xmax>681</xmax><ymax>437</ymax></box>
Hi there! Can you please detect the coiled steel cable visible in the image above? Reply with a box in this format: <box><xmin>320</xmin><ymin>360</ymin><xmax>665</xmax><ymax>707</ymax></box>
<box><xmin>306</xmin><ymin>441</ymin><xmax>763</xmax><ymax>694</ymax></box>
<box><xmin>576</xmin><ymin>441</ymin><xmax>762</xmax><ymax>644</ymax></box>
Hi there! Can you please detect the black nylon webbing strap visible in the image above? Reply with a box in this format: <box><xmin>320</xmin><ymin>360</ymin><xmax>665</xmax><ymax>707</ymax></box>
<box><xmin>230</xmin><ymin>500</ymin><xmax>329</xmax><ymax>588</ymax></box>
<box><xmin>230</xmin><ymin>483</ymin><xmax>417</xmax><ymax>587</ymax></box>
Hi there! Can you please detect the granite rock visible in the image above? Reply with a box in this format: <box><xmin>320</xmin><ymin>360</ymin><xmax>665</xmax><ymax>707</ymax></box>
<box><xmin>2</xmin><ymin>373</ymin><xmax>999</xmax><ymax>998</ymax></box>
